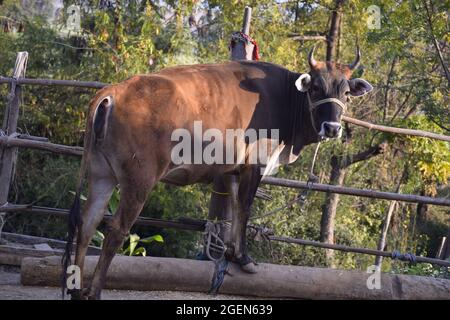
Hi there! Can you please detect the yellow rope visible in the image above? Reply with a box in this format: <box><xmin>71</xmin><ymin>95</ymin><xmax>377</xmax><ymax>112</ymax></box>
<box><xmin>211</xmin><ymin>189</ymin><xmax>229</xmax><ymax>196</ymax></box>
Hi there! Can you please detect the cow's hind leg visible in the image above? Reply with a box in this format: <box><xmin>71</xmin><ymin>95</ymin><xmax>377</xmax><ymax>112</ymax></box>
<box><xmin>71</xmin><ymin>170</ymin><xmax>116</xmax><ymax>299</ymax></box>
<box><xmin>86</xmin><ymin>180</ymin><xmax>155</xmax><ymax>300</ymax></box>
<box><xmin>227</xmin><ymin>166</ymin><xmax>261</xmax><ymax>273</ymax></box>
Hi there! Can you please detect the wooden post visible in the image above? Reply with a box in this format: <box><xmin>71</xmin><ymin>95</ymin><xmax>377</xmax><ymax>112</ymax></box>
<box><xmin>444</xmin><ymin>230</ymin><xmax>450</xmax><ymax>260</ymax></box>
<box><xmin>436</xmin><ymin>237</ymin><xmax>446</xmax><ymax>259</ymax></box>
<box><xmin>0</xmin><ymin>52</ymin><xmax>28</xmax><ymax>234</ymax></box>
<box><xmin>230</xmin><ymin>6</ymin><xmax>254</xmax><ymax>61</ymax></box>
<box><xmin>205</xmin><ymin>7</ymin><xmax>255</xmax><ymax>256</ymax></box>
<box><xmin>375</xmin><ymin>200</ymin><xmax>397</xmax><ymax>266</ymax></box>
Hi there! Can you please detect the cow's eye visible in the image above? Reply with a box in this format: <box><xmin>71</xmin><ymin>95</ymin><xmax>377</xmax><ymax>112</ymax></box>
<box><xmin>312</xmin><ymin>84</ymin><xmax>320</xmax><ymax>92</ymax></box>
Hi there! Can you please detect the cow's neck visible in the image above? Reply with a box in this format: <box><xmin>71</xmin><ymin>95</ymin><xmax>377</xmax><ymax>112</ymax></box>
<box><xmin>286</xmin><ymin>71</ymin><xmax>319</xmax><ymax>155</ymax></box>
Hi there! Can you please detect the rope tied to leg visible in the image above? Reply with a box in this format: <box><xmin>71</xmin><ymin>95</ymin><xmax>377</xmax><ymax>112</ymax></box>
<box><xmin>203</xmin><ymin>221</ymin><xmax>227</xmax><ymax>262</ymax></box>
<box><xmin>203</xmin><ymin>221</ymin><xmax>230</xmax><ymax>294</ymax></box>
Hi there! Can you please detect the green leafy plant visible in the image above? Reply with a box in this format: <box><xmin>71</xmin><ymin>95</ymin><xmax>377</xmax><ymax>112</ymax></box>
<box><xmin>119</xmin><ymin>233</ymin><xmax>164</xmax><ymax>256</ymax></box>
<box><xmin>90</xmin><ymin>230</ymin><xmax>163</xmax><ymax>256</ymax></box>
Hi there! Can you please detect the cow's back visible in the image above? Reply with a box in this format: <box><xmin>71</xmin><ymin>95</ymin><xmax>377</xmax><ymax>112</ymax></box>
<box><xmin>90</xmin><ymin>61</ymin><xmax>293</xmax><ymax>185</ymax></box>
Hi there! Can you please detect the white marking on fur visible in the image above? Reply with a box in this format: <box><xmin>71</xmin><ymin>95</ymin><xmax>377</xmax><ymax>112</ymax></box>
<box><xmin>261</xmin><ymin>142</ymin><xmax>286</xmax><ymax>179</ymax></box>
<box><xmin>93</xmin><ymin>96</ymin><xmax>113</xmax><ymax>141</ymax></box>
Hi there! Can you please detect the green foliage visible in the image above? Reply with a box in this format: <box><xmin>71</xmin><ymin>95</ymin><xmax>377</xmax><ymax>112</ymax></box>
<box><xmin>119</xmin><ymin>233</ymin><xmax>164</xmax><ymax>257</ymax></box>
<box><xmin>91</xmin><ymin>230</ymin><xmax>164</xmax><ymax>257</ymax></box>
<box><xmin>392</xmin><ymin>263</ymin><xmax>450</xmax><ymax>279</ymax></box>
<box><xmin>389</xmin><ymin>116</ymin><xmax>450</xmax><ymax>196</ymax></box>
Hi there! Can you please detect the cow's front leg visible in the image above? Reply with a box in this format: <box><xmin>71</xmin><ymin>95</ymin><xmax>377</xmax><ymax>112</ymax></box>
<box><xmin>226</xmin><ymin>166</ymin><xmax>261</xmax><ymax>273</ymax></box>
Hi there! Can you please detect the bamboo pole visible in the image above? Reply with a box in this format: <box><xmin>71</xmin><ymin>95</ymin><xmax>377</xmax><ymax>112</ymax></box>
<box><xmin>342</xmin><ymin>116</ymin><xmax>450</xmax><ymax>142</ymax></box>
<box><xmin>0</xmin><ymin>136</ymin><xmax>83</xmax><ymax>156</ymax></box>
<box><xmin>4</xmin><ymin>204</ymin><xmax>449</xmax><ymax>267</ymax></box>
<box><xmin>289</xmin><ymin>35</ymin><xmax>327</xmax><ymax>41</ymax></box>
<box><xmin>0</xmin><ymin>204</ymin><xmax>205</xmax><ymax>232</ymax></box>
<box><xmin>269</xmin><ymin>235</ymin><xmax>450</xmax><ymax>267</ymax></box>
<box><xmin>0</xmin><ymin>76</ymin><xmax>107</xmax><ymax>89</ymax></box>
<box><xmin>2</xmin><ymin>142</ymin><xmax>447</xmax><ymax>207</ymax></box>
<box><xmin>261</xmin><ymin>176</ymin><xmax>450</xmax><ymax>207</ymax></box>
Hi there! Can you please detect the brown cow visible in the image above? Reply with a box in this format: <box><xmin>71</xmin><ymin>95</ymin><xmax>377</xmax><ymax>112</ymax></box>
<box><xmin>62</xmin><ymin>47</ymin><xmax>373</xmax><ymax>299</ymax></box>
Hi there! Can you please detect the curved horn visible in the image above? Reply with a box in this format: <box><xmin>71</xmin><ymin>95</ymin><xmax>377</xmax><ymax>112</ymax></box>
<box><xmin>308</xmin><ymin>46</ymin><xmax>318</xmax><ymax>69</ymax></box>
<box><xmin>348</xmin><ymin>46</ymin><xmax>361</xmax><ymax>71</ymax></box>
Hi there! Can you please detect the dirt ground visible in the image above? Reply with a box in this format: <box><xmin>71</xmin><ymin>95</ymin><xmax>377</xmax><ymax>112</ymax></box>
<box><xmin>0</xmin><ymin>265</ymin><xmax>260</xmax><ymax>300</ymax></box>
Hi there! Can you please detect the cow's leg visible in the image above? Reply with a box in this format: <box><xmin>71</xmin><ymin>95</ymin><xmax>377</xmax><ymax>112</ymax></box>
<box><xmin>70</xmin><ymin>177</ymin><xmax>115</xmax><ymax>299</ymax></box>
<box><xmin>70</xmin><ymin>157</ymin><xmax>116</xmax><ymax>300</ymax></box>
<box><xmin>227</xmin><ymin>166</ymin><xmax>261</xmax><ymax>273</ymax></box>
<box><xmin>85</xmin><ymin>174</ymin><xmax>155</xmax><ymax>300</ymax></box>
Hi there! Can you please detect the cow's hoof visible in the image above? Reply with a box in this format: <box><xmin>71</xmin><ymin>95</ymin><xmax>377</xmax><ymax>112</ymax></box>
<box><xmin>85</xmin><ymin>287</ymin><xmax>102</xmax><ymax>300</ymax></box>
<box><xmin>235</xmin><ymin>255</ymin><xmax>258</xmax><ymax>274</ymax></box>
<box><xmin>87</xmin><ymin>293</ymin><xmax>101</xmax><ymax>300</ymax></box>
<box><xmin>240</xmin><ymin>262</ymin><xmax>258</xmax><ymax>274</ymax></box>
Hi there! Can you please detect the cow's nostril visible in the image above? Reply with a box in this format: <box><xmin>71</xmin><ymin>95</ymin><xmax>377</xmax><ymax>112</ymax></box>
<box><xmin>323</xmin><ymin>122</ymin><xmax>341</xmax><ymax>137</ymax></box>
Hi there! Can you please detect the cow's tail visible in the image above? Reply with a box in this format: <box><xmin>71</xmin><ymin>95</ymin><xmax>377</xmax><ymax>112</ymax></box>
<box><xmin>61</xmin><ymin>95</ymin><xmax>113</xmax><ymax>298</ymax></box>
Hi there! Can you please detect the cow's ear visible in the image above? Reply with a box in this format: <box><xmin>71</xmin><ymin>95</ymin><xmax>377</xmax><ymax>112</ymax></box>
<box><xmin>295</xmin><ymin>73</ymin><xmax>311</xmax><ymax>92</ymax></box>
<box><xmin>348</xmin><ymin>78</ymin><xmax>373</xmax><ymax>96</ymax></box>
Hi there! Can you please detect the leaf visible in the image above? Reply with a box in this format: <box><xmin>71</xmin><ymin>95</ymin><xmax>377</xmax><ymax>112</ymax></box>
<box><xmin>139</xmin><ymin>234</ymin><xmax>164</xmax><ymax>244</ymax></box>
<box><xmin>128</xmin><ymin>233</ymin><xmax>140</xmax><ymax>256</ymax></box>
<box><xmin>91</xmin><ymin>230</ymin><xmax>105</xmax><ymax>247</ymax></box>
<box><xmin>108</xmin><ymin>188</ymin><xmax>120</xmax><ymax>213</ymax></box>
<box><xmin>133</xmin><ymin>247</ymin><xmax>146</xmax><ymax>256</ymax></box>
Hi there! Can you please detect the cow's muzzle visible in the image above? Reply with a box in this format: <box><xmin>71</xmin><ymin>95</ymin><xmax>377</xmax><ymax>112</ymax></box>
<box><xmin>319</xmin><ymin>121</ymin><xmax>342</xmax><ymax>138</ymax></box>
<box><xmin>311</xmin><ymin>97</ymin><xmax>346</xmax><ymax>139</ymax></box>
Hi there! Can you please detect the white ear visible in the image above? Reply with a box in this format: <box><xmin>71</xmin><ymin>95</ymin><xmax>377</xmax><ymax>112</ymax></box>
<box><xmin>295</xmin><ymin>73</ymin><xmax>311</xmax><ymax>92</ymax></box>
<box><xmin>349</xmin><ymin>78</ymin><xmax>373</xmax><ymax>96</ymax></box>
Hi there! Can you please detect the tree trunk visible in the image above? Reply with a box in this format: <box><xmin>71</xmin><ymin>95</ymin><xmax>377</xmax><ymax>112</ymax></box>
<box><xmin>320</xmin><ymin>143</ymin><xmax>387</xmax><ymax>267</ymax></box>
<box><xmin>375</xmin><ymin>169</ymin><xmax>405</xmax><ymax>266</ymax></box>
<box><xmin>326</xmin><ymin>0</ymin><xmax>345</xmax><ymax>62</ymax></box>
<box><xmin>416</xmin><ymin>189</ymin><xmax>429</xmax><ymax>223</ymax></box>
<box><xmin>320</xmin><ymin>156</ymin><xmax>347</xmax><ymax>267</ymax></box>
<box><xmin>23</xmin><ymin>255</ymin><xmax>450</xmax><ymax>299</ymax></box>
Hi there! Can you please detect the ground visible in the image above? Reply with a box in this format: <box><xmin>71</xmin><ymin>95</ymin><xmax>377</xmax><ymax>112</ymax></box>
<box><xmin>0</xmin><ymin>265</ymin><xmax>260</xmax><ymax>300</ymax></box>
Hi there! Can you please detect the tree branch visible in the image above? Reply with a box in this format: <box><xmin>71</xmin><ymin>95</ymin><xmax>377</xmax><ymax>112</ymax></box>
<box><xmin>339</xmin><ymin>142</ymin><xmax>388</xmax><ymax>168</ymax></box>
<box><xmin>326</xmin><ymin>0</ymin><xmax>345</xmax><ymax>62</ymax></box>
<box><xmin>423</xmin><ymin>0</ymin><xmax>450</xmax><ymax>85</ymax></box>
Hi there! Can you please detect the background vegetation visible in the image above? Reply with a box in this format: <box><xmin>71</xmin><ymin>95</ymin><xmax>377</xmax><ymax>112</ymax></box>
<box><xmin>0</xmin><ymin>0</ymin><xmax>448</xmax><ymax>277</ymax></box>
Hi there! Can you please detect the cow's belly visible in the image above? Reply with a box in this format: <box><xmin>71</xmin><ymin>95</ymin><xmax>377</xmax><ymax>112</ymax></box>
<box><xmin>160</xmin><ymin>141</ymin><xmax>300</xmax><ymax>185</ymax></box>
<box><xmin>160</xmin><ymin>164</ymin><xmax>239</xmax><ymax>186</ymax></box>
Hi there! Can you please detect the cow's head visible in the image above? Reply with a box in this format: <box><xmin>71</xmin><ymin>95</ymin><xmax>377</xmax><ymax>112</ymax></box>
<box><xmin>295</xmin><ymin>46</ymin><xmax>373</xmax><ymax>139</ymax></box>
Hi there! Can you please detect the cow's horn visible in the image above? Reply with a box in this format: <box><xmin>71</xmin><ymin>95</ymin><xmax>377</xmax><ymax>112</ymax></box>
<box><xmin>308</xmin><ymin>46</ymin><xmax>318</xmax><ymax>69</ymax></box>
<box><xmin>348</xmin><ymin>46</ymin><xmax>361</xmax><ymax>71</ymax></box>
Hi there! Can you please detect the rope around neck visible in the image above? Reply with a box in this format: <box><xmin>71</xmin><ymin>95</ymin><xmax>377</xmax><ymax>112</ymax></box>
<box><xmin>311</xmin><ymin>97</ymin><xmax>347</xmax><ymax>114</ymax></box>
